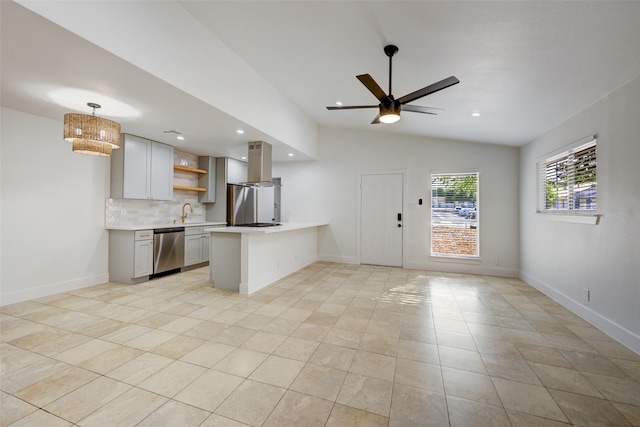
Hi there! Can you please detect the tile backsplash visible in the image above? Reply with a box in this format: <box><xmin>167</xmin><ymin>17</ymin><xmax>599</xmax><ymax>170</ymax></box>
<box><xmin>105</xmin><ymin>149</ymin><xmax>209</xmax><ymax>227</ymax></box>
<box><xmin>105</xmin><ymin>196</ymin><xmax>205</xmax><ymax>227</ymax></box>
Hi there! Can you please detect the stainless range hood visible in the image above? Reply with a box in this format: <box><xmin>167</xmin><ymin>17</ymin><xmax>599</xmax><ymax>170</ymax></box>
<box><xmin>242</xmin><ymin>141</ymin><xmax>280</xmax><ymax>187</ymax></box>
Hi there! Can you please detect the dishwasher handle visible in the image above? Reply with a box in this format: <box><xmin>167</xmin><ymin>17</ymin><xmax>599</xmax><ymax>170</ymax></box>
<box><xmin>154</xmin><ymin>227</ymin><xmax>185</xmax><ymax>234</ymax></box>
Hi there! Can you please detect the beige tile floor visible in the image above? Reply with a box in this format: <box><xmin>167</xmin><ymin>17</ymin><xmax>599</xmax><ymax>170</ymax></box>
<box><xmin>1</xmin><ymin>262</ymin><xmax>639</xmax><ymax>426</ymax></box>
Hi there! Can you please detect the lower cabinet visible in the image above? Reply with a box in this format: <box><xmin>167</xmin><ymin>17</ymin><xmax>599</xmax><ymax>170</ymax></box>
<box><xmin>109</xmin><ymin>229</ymin><xmax>154</xmax><ymax>284</ymax></box>
<box><xmin>134</xmin><ymin>238</ymin><xmax>154</xmax><ymax>278</ymax></box>
<box><xmin>184</xmin><ymin>227</ymin><xmax>210</xmax><ymax>266</ymax></box>
<box><xmin>109</xmin><ymin>226</ymin><xmax>216</xmax><ymax>285</ymax></box>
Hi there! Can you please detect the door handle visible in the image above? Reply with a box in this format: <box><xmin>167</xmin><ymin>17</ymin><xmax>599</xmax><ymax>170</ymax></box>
<box><xmin>397</xmin><ymin>213</ymin><xmax>402</xmax><ymax>221</ymax></box>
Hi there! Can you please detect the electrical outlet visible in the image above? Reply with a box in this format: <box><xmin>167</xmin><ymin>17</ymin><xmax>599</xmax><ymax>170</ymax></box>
<box><xmin>583</xmin><ymin>288</ymin><xmax>590</xmax><ymax>302</ymax></box>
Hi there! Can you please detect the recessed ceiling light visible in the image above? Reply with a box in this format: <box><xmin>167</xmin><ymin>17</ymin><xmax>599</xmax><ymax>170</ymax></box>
<box><xmin>472</xmin><ymin>112</ymin><xmax>480</xmax><ymax>117</ymax></box>
<box><xmin>237</xmin><ymin>129</ymin><xmax>244</xmax><ymax>134</ymax></box>
<box><xmin>288</xmin><ymin>153</ymin><xmax>294</xmax><ymax>157</ymax></box>
<box><xmin>176</xmin><ymin>135</ymin><xmax>185</xmax><ymax>140</ymax></box>
<box><xmin>336</xmin><ymin>101</ymin><xmax>343</xmax><ymax>106</ymax></box>
<box><xmin>241</xmin><ymin>156</ymin><xmax>247</xmax><ymax>160</ymax></box>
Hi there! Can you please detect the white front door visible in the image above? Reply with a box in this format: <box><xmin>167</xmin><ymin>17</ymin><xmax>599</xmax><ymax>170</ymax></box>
<box><xmin>360</xmin><ymin>173</ymin><xmax>403</xmax><ymax>267</ymax></box>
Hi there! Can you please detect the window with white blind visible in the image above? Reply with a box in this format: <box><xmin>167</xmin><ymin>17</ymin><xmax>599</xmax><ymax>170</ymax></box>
<box><xmin>431</xmin><ymin>173</ymin><xmax>479</xmax><ymax>258</ymax></box>
<box><xmin>537</xmin><ymin>136</ymin><xmax>597</xmax><ymax>214</ymax></box>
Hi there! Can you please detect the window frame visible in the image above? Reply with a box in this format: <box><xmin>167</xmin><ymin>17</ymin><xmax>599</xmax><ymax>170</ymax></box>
<box><xmin>430</xmin><ymin>172</ymin><xmax>480</xmax><ymax>259</ymax></box>
<box><xmin>536</xmin><ymin>135</ymin><xmax>598</xmax><ymax>218</ymax></box>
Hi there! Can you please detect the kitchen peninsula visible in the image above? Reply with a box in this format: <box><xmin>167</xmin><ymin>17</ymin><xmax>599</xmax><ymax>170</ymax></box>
<box><xmin>205</xmin><ymin>223</ymin><xmax>327</xmax><ymax>294</ymax></box>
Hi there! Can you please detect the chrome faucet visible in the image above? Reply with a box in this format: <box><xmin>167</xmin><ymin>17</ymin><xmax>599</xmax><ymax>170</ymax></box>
<box><xmin>181</xmin><ymin>203</ymin><xmax>193</xmax><ymax>223</ymax></box>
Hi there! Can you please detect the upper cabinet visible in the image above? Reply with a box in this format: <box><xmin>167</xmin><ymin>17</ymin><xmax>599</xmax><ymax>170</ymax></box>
<box><xmin>111</xmin><ymin>134</ymin><xmax>174</xmax><ymax>200</ymax></box>
<box><xmin>198</xmin><ymin>156</ymin><xmax>217</xmax><ymax>203</ymax></box>
<box><xmin>226</xmin><ymin>157</ymin><xmax>248</xmax><ymax>184</ymax></box>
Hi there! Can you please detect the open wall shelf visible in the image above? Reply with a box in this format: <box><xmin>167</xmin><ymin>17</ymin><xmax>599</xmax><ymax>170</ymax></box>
<box><xmin>173</xmin><ymin>165</ymin><xmax>207</xmax><ymax>174</ymax></box>
<box><xmin>173</xmin><ymin>185</ymin><xmax>207</xmax><ymax>192</ymax></box>
<box><xmin>173</xmin><ymin>164</ymin><xmax>208</xmax><ymax>192</ymax></box>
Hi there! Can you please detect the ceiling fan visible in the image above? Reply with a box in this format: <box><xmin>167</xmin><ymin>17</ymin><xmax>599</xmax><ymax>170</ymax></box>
<box><xmin>326</xmin><ymin>45</ymin><xmax>460</xmax><ymax>124</ymax></box>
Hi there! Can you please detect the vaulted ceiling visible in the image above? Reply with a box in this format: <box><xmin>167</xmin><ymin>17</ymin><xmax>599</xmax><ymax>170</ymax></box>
<box><xmin>3</xmin><ymin>1</ymin><xmax>640</xmax><ymax>160</ymax></box>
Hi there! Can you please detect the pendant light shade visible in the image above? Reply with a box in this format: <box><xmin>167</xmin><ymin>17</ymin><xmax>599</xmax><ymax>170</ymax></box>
<box><xmin>71</xmin><ymin>140</ymin><xmax>113</xmax><ymax>156</ymax></box>
<box><xmin>64</xmin><ymin>103</ymin><xmax>121</xmax><ymax>155</ymax></box>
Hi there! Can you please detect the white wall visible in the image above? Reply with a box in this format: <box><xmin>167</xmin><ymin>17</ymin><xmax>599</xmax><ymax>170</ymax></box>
<box><xmin>1</xmin><ymin>108</ymin><xmax>110</xmax><ymax>305</ymax></box>
<box><xmin>519</xmin><ymin>76</ymin><xmax>640</xmax><ymax>353</ymax></box>
<box><xmin>274</xmin><ymin>126</ymin><xmax>520</xmax><ymax>276</ymax></box>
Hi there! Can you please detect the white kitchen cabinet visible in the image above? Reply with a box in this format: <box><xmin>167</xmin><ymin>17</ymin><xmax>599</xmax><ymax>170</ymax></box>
<box><xmin>198</xmin><ymin>156</ymin><xmax>217</xmax><ymax>203</ymax></box>
<box><xmin>111</xmin><ymin>134</ymin><xmax>174</xmax><ymax>200</ymax></box>
<box><xmin>134</xmin><ymin>238</ymin><xmax>154</xmax><ymax>278</ymax></box>
<box><xmin>203</xmin><ymin>233</ymin><xmax>210</xmax><ymax>261</ymax></box>
<box><xmin>184</xmin><ymin>227</ymin><xmax>209</xmax><ymax>266</ymax></box>
<box><xmin>227</xmin><ymin>157</ymin><xmax>247</xmax><ymax>184</ymax></box>
<box><xmin>149</xmin><ymin>141</ymin><xmax>174</xmax><ymax>200</ymax></box>
<box><xmin>109</xmin><ymin>229</ymin><xmax>154</xmax><ymax>284</ymax></box>
<box><xmin>184</xmin><ymin>234</ymin><xmax>203</xmax><ymax>266</ymax></box>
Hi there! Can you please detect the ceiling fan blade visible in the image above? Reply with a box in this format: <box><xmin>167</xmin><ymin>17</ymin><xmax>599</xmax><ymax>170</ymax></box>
<box><xmin>356</xmin><ymin>74</ymin><xmax>387</xmax><ymax>102</ymax></box>
<box><xmin>326</xmin><ymin>105</ymin><xmax>379</xmax><ymax>110</ymax></box>
<box><xmin>397</xmin><ymin>76</ymin><xmax>460</xmax><ymax>105</ymax></box>
<box><xmin>371</xmin><ymin>114</ymin><xmax>381</xmax><ymax>124</ymax></box>
<box><xmin>402</xmin><ymin>105</ymin><xmax>438</xmax><ymax>115</ymax></box>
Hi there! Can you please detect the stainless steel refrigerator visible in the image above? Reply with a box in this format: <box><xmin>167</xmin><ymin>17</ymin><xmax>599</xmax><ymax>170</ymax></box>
<box><xmin>227</xmin><ymin>184</ymin><xmax>276</xmax><ymax>225</ymax></box>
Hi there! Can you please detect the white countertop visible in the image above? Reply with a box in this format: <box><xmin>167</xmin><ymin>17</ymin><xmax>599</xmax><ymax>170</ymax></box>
<box><xmin>107</xmin><ymin>222</ymin><xmax>227</xmax><ymax>231</ymax></box>
<box><xmin>205</xmin><ymin>222</ymin><xmax>327</xmax><ymax>234</ymax></box>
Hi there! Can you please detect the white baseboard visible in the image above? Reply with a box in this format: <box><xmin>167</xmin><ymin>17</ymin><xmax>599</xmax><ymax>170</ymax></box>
<box><xmin>318</xmin><ymin>254</ymin><xmax>359</xmax><ymax>265</ymax></box>
<box><xmin>404</xmin><ymin>260</ymin><xmax>519</xmax><ymax>277</ymax></box>
<box><xmin>0</xmin><ymin>273</ymin><xmax>110</xmax><ymax>306</ymax></box>
<box><xmin>317</xmin><ymin>255</ymin><xmax>518</xmax><ymax>276</ymax></box>
<box><xmin>520</xmin><ymin>271</ymin><xmax>640</xmax><ymax>355</ymax></box>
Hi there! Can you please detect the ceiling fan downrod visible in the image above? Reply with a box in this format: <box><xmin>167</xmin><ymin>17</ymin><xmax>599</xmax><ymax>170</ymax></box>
<box><xmin>384</xmin><ymin>44</ymin><xmax>399</xmax><ymax>97</ymax></box>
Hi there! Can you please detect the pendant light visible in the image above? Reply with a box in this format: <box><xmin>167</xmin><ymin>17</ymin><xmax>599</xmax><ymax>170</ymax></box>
<box><xmin>64</xmin><ymin>102</ymin><xmax>121</xmax><ymax>156</ymax></box>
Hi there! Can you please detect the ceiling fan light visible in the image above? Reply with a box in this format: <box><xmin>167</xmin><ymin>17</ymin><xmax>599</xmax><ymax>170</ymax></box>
<box><xmin>379</xmin><ymin>112</ymin><xmax>401</xmax><ymax>124</ymax></box>
<box><xmin>379</xmin><ymin>100</ymin><xmax>401</xmax><ymax>124</ymax></box>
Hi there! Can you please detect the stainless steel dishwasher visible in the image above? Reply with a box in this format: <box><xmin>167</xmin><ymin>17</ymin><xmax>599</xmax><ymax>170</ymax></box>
<box><xmin>153</xmin><ymin>227</ymin><xmax>185</xmax><ymax>275</ymax></box>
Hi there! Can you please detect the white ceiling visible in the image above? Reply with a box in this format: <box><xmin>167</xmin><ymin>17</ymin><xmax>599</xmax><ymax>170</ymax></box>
<box><xmin>3</xmin><ymin>1</ymin><xmax>640</xmax><ymax>158</ymax></box>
